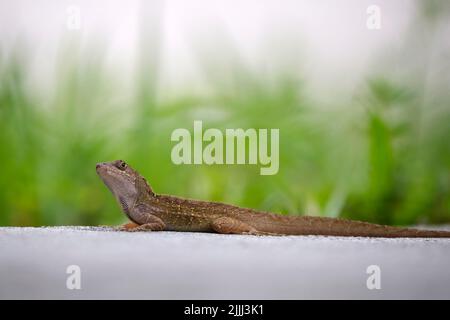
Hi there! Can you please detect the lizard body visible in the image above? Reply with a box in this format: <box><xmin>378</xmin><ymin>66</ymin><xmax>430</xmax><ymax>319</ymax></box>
<box><xmin>96</xmin><ymin>160</ymin><xmax>450</xmax><ymax>237</ymax></box>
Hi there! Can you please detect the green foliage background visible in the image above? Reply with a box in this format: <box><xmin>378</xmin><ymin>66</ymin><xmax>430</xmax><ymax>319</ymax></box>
<box><xmin>0</xmin><ymin>1</ymin><xmax>449</xmax><ymax>226</ymax></box>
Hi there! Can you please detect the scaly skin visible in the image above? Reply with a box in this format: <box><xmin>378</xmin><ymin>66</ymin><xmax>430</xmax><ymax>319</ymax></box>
<box><xmin>96</xmin><ymin>160</ymin><xmax>450</xmax><ymax>237</ymax></box>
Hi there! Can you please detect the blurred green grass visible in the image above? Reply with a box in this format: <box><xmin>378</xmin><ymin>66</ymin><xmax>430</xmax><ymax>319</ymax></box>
<box><xmin>0</xmin><ymin>51</ymin><xmax>449</xmax><ymax>227</ymax></box>
<box><xmin>0</xmin><ymin>3</ymin><xmax>449</xmax><ymax>227</ymax></box>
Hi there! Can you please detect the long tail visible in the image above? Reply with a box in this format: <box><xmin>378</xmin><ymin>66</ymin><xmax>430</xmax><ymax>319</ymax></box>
<box><xmin>251</xmin><ymin>214</ymin><xmax>450</xmax><ymax>238</ymax></box>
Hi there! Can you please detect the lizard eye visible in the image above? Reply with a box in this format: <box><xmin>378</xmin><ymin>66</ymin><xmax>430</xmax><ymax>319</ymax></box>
<box><xmin>117</xmin><ymin>160</ymin><xmax>127</xmax><ymax>170</ymax></box>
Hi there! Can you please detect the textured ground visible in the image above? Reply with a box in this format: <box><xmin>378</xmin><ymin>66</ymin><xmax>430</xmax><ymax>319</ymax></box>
<box><xmin>1</xmin><ymin>226</ymin><xmax>449</xmax><ymax>299</ymax></box>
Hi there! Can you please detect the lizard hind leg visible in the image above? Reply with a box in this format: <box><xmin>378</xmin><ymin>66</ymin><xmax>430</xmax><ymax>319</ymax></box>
<box><xmin>210</xmin><ymin>216</ymin><xmax>278</xmax><ymax>236</ymax></box>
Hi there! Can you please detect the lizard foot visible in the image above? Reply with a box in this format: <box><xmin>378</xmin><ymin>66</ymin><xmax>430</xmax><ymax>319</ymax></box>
<box><xmin>126</xmin><ymin>222</ymin><xmax>165</xmax><ymax>232</ymax></box>
<box><xmin>109</xmin><ymin>222</ymin><xmax>141</xmax><ymax>232</ymax></box>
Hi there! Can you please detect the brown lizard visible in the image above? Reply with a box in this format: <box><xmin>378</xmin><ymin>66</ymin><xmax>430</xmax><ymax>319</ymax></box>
<box><xmin>96</xmin><ymin>160</ymin><xmax>450</xmax><ymax>237</ymax></box>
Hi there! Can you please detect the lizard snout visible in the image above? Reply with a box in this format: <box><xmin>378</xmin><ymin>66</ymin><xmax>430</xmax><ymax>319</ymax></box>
<box><xmin>96</xmin><ymin>162</ymin><xmax>107</xmax><ymax>172</ymax></box>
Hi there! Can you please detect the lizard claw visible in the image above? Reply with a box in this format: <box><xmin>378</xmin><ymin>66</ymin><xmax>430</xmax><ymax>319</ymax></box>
<box><xmin>103</xmin><ymin>222</ymin><xmax>141</xmax><ymax>232</ymax></box>
<box><xmin>98</xmin><ymin>225</ymin><xmax>122</xmax><ymax>231</ymax></box>
<box><xmin>127</xmin><ymin>227</ymin><xmax>151</xmax><ymax>232</ymax></box>
<box><xmin>114</xmin><ymin>226</ymin><xmax>129</xmax><ymax>232</ymax></box>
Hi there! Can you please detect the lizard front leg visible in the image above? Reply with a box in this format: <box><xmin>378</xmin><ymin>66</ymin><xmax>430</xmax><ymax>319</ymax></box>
<box><xmin>125</xmin><ymin>215</ymin><xmax>166</xmax><ymax>232</ymax></box>
<box><xmin>124</xmin><ymin>204</ymin><xmax>166</xmax><ymax>232</ymax></box>
<box><xmin>128</xmin><ymin>222</ymin><xmax>165</xmax><ymax>232</ymax></box>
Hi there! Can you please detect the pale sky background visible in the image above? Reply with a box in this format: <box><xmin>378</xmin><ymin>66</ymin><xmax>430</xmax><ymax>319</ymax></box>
<box><xmin>0</xmin><ymin>0</ymin><xmax>447</xmax><ymax>103</ymax></box>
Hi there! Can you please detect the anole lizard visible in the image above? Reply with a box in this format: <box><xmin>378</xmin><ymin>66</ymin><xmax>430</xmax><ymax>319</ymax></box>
<box><xmin>96</xmin><ymin>160</ymin><xmax>450</xmax><ymax>237</ymax></box>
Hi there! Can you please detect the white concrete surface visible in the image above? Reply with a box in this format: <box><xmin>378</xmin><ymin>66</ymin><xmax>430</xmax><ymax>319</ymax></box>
<box><xmin>1</xmin><ymin>226</ymin><xmax>449</xmax><ymax>299</ymax></box>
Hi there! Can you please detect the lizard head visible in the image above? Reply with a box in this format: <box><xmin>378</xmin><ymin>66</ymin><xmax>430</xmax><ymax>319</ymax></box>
<box><xmin>96</xmin><ymin>160</ymin><xmax>154</xmax><ymax>214</ymax></box>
